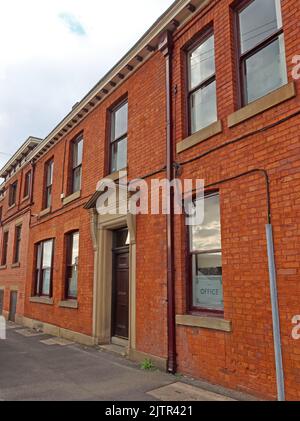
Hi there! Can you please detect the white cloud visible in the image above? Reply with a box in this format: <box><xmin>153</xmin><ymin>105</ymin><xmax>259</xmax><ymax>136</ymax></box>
<box><xmin>0</xmin><ymin>0</ymin><xmax>174</xmax><ymax>170</ymax></box>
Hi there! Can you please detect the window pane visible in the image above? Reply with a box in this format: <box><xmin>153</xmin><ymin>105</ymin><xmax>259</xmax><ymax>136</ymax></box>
<box><xmin>189</xmin><ymin>34</ymin><xmax>215</xmax><ymax>89</ymax></box>
<box><xmin>239</xmin><ymin>0</ymin><xmax>282</xmax><ymax>54</ymax></box>
<box><xmin>68</xmin><ymin>266</ymin><xmax>78</xmax><ymax>298</ymax></box>
<box><xmin>113</xmin><ymin>102</ymin><xmax>128</xmax><ymax>140</ymax></box>
<box><xmin>192</xmin><ymin>253</ymin><xmax>223</xmax><ymax>311</ymax></box>
<box><xmin>42</xmin><ymin>269</ymin><xmax>51</xmax><ymax>296</ymax></box>
<box><xmin>73</xmin><ymin>138</ymin><xmax>83</xmax><ymax>168</ymax></box>
<box><xmin>35</xmin><ymin>269</ymin><xmax>40</xmax><ymax>295</ymax></box>
<box><xmin>36</xmin><ymin>244</ymin><xmax>42</xmax><ymax>269</ymax></box>
<box><xmin>245</xmin><ymin>35</ymin><xmax>287</xmax><ymax>103</ymax></box>
<box><xmin>190</xmin><ymin>194</ymin><xmax>221</xmax><ymax>252</ymax></box>
<box><xmin>24</xmin><ymin>172</ymin><xmax>31</xmax><ymax>197</ymax></box>
<box><xmin>46</xmin><ymin>186</ymin><xmax>52</xmax><ymax>208</ymax></box>
<box><xmin>114</xmin><ymin>229</ymin><xmax>129</xmax><ymax>248</ymax></box>
<box><xmin>72</xmin><ymin>166</ymin><xmax>82</xmax><ymax>192</ymax></box>
<box><xmin>111</xmin><ymin>137</ymin><xmax>127</xmax><ymax>173</ymax></box>
<box><xmin>42</xmin><ymin>240</ymin><xmax>53</xmax><ymax>268</ymax></box>
<box><xmin>47</xmin><ymin>161</ymin><xmax>53</xmax><ymax>186</ymax></box>
<box><xmin>14</xmin><ymin>227</ymin><xmax>21</xmax><ymax>263</ymax></box>
<box><xmin>190</xmin><ymin>81</ymin><xmax>217</xmax><ymax>134</ymax></box>
<box><xmin>71</xmin><ymin>232</ymin><xmax>79</xmax><ymax>265</ymax></box>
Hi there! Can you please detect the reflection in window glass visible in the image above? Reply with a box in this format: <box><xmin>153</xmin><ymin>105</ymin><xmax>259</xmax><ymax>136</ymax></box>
<box><xmin>190</xmin><ymin>193</ymin><xmax>221</xmax><ymax>252</ymax></box>
<box><xmin>189</xmin><ymin>193</ymin><xmax>223</xmax><ymax>313</ymax></box>
<box><xmin>190</xmin><ymin>81</ymin><xmax>217</xmax><ymax>133</ymax></box>
<box><xmin>237</xmin><ymin>0</ymin><xmax>287</xmax><ymax>104</ymax></box>
<box><xmin>66</xmin><ymin>231</ymin><xmax>79</xmax><ymax>299</ymax></box>
<box><xmin>239</xmin><ymin>0</ymin><xmax>281</xmax><ymax>54</ymax></box>
<box><xmin>111</xmin><ymin>101</ymin><xmax>128</xmax><ymax>173</ymax></box>
<box><xmin>72</xmin><ymin>136</ymin><xmax>83</xmax><ymax>193</ymax></box>
<box><xmin>35</xmin><ymin>239</ymin><xmax>54</xmax><ymax>297</ymax></box>
<box><xmin>245</xmin><ymin>35</ymin><xmax>287</xmax><ymax>103</ymax></box>
<box><xmin>188</xmin><ymin>33</ymin><xmax>217</xmax><ymax>134</ymax></box>
<box><xmin>189</xmin><ymin>35</ymin><xmax>215</xmax><ymax>89</ymax></box>
<box><xmin>114</xmin><ymin>102</ymin><xmax>128</xmax><ymax>140</ymax></box>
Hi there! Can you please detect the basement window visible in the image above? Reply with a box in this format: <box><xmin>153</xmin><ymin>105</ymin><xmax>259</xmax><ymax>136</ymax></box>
<box><xmin>188</xmin><ymin>192</ymin><xmax>223</xmax><ymax>315</ymax></box>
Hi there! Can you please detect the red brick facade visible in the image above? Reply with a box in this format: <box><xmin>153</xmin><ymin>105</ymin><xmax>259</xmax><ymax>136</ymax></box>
<box><xmin>1</xmin><ymin>0</ymin><xmax>300</xmax><ymax>401</ymax></box>
<box><xmin>0</xmin><ymin>152</ymin><xmax>36</xmax><ymax>322</ymax></box>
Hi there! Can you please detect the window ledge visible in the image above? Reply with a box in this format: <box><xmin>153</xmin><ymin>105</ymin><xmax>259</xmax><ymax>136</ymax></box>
<box><xmin>30</xmin><ymin>296</ymin><xmax>53</xmax><ymax>306</ymax></box>
<box><xmin>228</xmin><ymin>82</ymin><xmax>296</xmax><ymax>128</ymax></box>
<box><xmin>8</xmin><ymin>203</ymin><xmax>16</xmax><ymax>211</ymax></box>
<box><xmin>176</xmin><ymin>314</ymin><xmax>232</xmax><ymax>333</ymax></box>
<box><xmin>62</xmin><ymin>190</ymin><xmax>81</xmax><ymax>206</ymax></box>
<box><xmin>21</xmin><ymin>195</ymin><xmax>30</xmax><ymax>204</ymax></box>
<box><xmin>59</xmin><ymin>300</ymin><xmax>78</xmax><ymax>309</ymax></box>
<box><xmin>106</xmin><ymin>168</ymin><xmax>128</xmax><ymax>182</ymax></box>
<box><xmin>0</xmin><ymin>265</ymin><xmax>7</xmax><ymax>270</ymax></box>
<box><xmin>177</xmin><ymin>120</ymin><xmax>222</xmax><ymax>154</ymax></box>
<box><xmin>38</xmin><ymin>207</ymin><xmax>51</xmax><ymax>218</ymax></box>
<box><xmin>11</xmin><ymin>262</ymin><xmax>20</xmax><ymax>269</ymax></box>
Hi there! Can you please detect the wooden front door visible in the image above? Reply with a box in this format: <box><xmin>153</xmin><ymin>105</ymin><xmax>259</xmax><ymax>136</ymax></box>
<box><xmin>9</xmin><ymin>291</ymin><xmax>17</xmax><ymax>322</ymax></box>
<box><xmin>0</xmin><ymin>290</ymin><xmax>4</xmax><ymax>315</ymax></box>
<box><xmin>112</xmin><ymin>250</ymin><xmax>129</xmax><ymax>339</ymax></box>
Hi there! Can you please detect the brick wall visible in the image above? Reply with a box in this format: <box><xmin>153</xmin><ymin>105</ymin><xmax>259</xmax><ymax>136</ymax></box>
<box><xmin>24</xmin><ymin>52</ymin><xmax>168</xmax><ymax>339</ymax></box>
<box><xmin>168</xmin><ymin>0</ymin><xmax>300</xmax><ymax>400</ymax></box>
<box><xmin>5</xmin><ymin>0</ymin><xmax>300</xmax><ymax>401</ymax></box>
<box><xmin>0</xmin><ymin>163</ymin><xmax>33</xmax><ymax>320</ymax></box>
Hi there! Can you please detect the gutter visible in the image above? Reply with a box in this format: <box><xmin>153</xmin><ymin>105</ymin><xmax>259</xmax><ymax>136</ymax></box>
<box><xmin>159</xmin><ymin>31</ymin><xmax>177</xmax><ymax>374</ymax></box>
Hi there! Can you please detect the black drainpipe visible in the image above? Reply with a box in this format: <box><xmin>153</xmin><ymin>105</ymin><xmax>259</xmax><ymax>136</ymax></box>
<box><xmin>159</xmin><ymin>31</ymin><xmax>176</xmax><ymax>374</ymax></box>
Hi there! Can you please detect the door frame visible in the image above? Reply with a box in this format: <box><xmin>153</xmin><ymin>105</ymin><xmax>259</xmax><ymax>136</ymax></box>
<box><xmin>0</xmin><ymin>288</ymin><xmax>4</xmax><ymax>316</ymax></box>
<box><xmin>91</xmin><ymin>211</ymin><xmax>136</xmax><ymax>350</ymax></box>
<box><xmin>9</xmin><ymin>290</ymin><xmax>18</xmax><ymax>322</ymax></box>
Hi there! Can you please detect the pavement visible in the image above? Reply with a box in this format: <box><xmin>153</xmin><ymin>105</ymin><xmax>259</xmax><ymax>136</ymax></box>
<box><xmin>0</xmin><ymin>322</ymin><xmax>250</xmax><ymax>401</ymax></box>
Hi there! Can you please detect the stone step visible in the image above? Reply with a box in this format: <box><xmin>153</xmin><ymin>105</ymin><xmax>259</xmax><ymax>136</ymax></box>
<box><xmin>99</xmin><ymin>343</ymin><xmax>128</xmax><ymax>357</ymax></box>
<box><xmin>111</xmin><ymin>336</ymin><xmax>129</xmax><ymax>347</ymax></box>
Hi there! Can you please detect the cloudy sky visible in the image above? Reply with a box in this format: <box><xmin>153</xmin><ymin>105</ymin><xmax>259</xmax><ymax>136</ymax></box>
<box><xmin>0</xmin><ymin>0</ymin><xmax>174</xmax><ymax>169</ymax></box>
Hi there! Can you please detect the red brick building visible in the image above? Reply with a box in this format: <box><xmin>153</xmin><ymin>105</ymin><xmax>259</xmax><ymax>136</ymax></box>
<box><xmin>1</xmin><ymin>0</ymin><xmax>300</xmax><ymax>401</ymax></box>
<box><xmin>0</xmin><ymin>137</ymin><xmax>41</xmax><ymax>322</ymax></box>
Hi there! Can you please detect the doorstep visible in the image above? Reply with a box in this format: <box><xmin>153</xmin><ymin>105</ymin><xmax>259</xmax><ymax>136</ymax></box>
<box><xmin>98</xmin><ymin>343</ymin><xmax>128</xmax><ymax>357</ymax></box>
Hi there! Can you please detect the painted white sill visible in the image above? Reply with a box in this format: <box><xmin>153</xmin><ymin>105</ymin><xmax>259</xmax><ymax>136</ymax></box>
<box><xmin>30</xmin><ymin>296</ymin><xmax>54</xmax><ymax>306</ymax></box>
<box><xmin>62</xmin><ymin>190</ymin><xmax>81</xmax><ymax>206</ymax></box>
<box><xmin>176</xmin><ymin>314</ymin><xmax>232</xmax><ymax>333</ymax></box>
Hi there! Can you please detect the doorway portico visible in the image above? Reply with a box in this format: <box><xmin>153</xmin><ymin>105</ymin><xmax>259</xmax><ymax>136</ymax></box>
<box><xmin>86</xmin><ymin>187</ymin><xmax>136</xmax><ymax>352</ymax></box>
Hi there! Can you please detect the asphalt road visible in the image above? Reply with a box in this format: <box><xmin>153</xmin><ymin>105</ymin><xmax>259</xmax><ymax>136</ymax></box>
<box><xmin>0</xmin><ymin>322</ymin><xmax>245</xmax><ymax>402</ymax></box>
<box><xmin>0</xmin><ymin>323</ymin><xmax>174</xmax><ymax>401</ymax></box>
